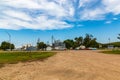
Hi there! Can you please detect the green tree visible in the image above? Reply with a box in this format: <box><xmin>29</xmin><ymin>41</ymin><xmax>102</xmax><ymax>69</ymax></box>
<box><xmin>89</xmin><ymin>38</ymin><xmax>99</xmax><ymax>48</ymax></box>
<box><xmin>64</xmin><ymin>39</ymin><xmax>74</xmax><ymax>49</ymax></box>
<box><xmin>83</xmin><ymin>34</ymin><xmax>99</xmax><ymax>48</ymax></box>
<box><xmin>83</xmin><ymin>34</ymin><xmax>93</xmax><ymax>48</ymax></box>
<box><xmin>74</xmin><ymin>36</ymin><xmax>83</xmax><ymax>47</ymax></box>
<box><xmin>37</xmin><ymin>42</ymin><xmax>47</xmax><ymax>50</ymax></box>
<box><xmin>64</xmin><ymin>34</ymin><xmax>99</xmax><ymax>49</ymax></box>
<box><xmin>117</xmin><ymin>34</ymin><xmax>120</xmax><ymax>40</ymax></box>
<box><xmin>0</xmin><ymin>41</ymin><xmax>15</xmax><ymax>51</ymax></box>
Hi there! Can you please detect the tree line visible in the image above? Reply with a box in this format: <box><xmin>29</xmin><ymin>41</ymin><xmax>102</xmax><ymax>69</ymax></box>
<box><xmin>37</xmin><ymin>34</ymin><xmax>99</xmax><ymax>50</ymax></box>
<box><xmin>0</xmin><ymin>41</ymin><xmax>15</xmax><ymax>51</ymax></box>
<box><xmin>37</xmin><ymin>34</ymin><xmax>120</xmax><ymax>50</ymax></box>
<box><xmin>0</xmin><ymin>34</ymin><xmax>120</xmax><ymax>51</ymax></box>
<box><xmin>64</xmin><ymin>34</ymin><xmax>99</xmax><ymax>49</ymax></box>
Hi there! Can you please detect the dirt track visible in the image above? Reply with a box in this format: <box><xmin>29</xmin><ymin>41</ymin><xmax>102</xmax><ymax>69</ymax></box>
<box><xmin>0</xmin><ymin>50</ymin><xmax>120</xmax><ymax>80</ymax></box>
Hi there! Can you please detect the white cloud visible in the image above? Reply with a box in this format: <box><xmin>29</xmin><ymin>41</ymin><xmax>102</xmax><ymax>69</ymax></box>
<box><xmin>3</xmin><ymin>10</ymin><xmax>32</xmax><ymax>21</ymax></box>
<box><xmin>1</xmin><ymin>0</ymin><xmax>41</xmax><ymax>9</ymax></box>
<box><xmin>0</xmin><ymin>14</ymin><xmax>71</xmax><ymax>30</ymax></box>
<box><xmin>79</xmin><ymin>0</ymin><xmax>94</xmax><ymax>8</ymax></box>
<box><xmin>0</xmin><ymin>0</ymin><xmax>73</xmax><ymax>30</ymax></box>
<box><xmin>79</xmin><ymin>0</ymin><xmax>120</xmax><ymax>20</ymax></box>
<box><xmin>113</xmin><ymin>18</ymin><xmax>118</xmax><ymax>20</ymax></box>
<box><xmin>0</xmin><ymin>0</ymin><xmax>120</xmax><ymax>30</ymax></box>
<box><xmin>31</xmin><ymin>16</ymin><xmax>72</xmax><ymax>30</ymax></box>
<box><xmin>80</xmin><ymin>8</ymin><xmax>106</xmax><ymax>20</ymax></box>
<box><xmin>77</xmin><ymin>0</ymin><xmax>105</xmax><ymax>20</ymax></box>
<box><xmin>102</xmin><ymin>0</ymin><xmax>120</xmax><ymax>15</ymax></box>
<box><xmin>105</xmin><ymin>21</ymin><xmax>112</xmax><ymax>24</ymax></box>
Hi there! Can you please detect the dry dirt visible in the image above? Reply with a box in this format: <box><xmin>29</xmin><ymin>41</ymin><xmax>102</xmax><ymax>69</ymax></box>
<box><xmin>0</xmin><ymin>50</ymin><xmax>120</xmax><ymax>80</ymax></box>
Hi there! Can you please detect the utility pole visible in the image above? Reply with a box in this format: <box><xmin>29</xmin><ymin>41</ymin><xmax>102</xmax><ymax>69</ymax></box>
<box><xmin>51</xmin><ymin>35</ymin><xmax>54</xmax><ymax>46</ymax></box>
<box><xmin>51</xmin><ymin>35</ymin><xmax>55</xmax><ymax>49</ymax></box>
<box><xmin>108</xmin><ymin>38</ymin><xmax>110</xmax><ymax>45</ymax></box>
<box><xmin>37</xmin><ymin>38</ymin><xmax>40</xmax><ymax>50</ymax></box>
<box><xmin>5</xmin><ymin>31</ymin><xmax>11</xmax><ymax>51</ymax></box>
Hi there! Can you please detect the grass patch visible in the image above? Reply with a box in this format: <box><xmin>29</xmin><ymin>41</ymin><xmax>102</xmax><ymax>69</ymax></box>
<box><xmin>101</xmin><ymin>50</ymin><xmax>120</xmax><ymax>54</ymax></box>
<box><xmin>0</xmin><ymin>51</ymin><xmax>56</xmax><ymax>65</ymax></box>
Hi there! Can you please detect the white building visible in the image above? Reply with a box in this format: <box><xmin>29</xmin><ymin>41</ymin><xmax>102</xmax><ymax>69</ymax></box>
<box><xmin>53</xmin><ymin>40</ymin><xmax>66</xmax><ymax>50</ymax></box>
<box><xmin>46</xmin><ymin>46</ymin><xmax>52</xmax><ymax>51</ymax></box>
<box><xmin>21</xmin><ymin>44</ymin><xmax>37</xmax><ymax>51</ymax></box>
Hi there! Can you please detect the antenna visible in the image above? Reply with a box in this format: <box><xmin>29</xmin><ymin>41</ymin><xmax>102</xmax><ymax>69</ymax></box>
<box><xmin>52</xmin><ymin>35</ymin><xmax>54</xmax><ymax>45</ymax></box>
<box><xmin>37</xmin><ymin>38</ymin><xmax>40</xmax><ymax>43</ymax></box>
<box><xmin>47</xmin><ymin>41</ymin><xmax>49</xmax><ymax>46</ymax></box>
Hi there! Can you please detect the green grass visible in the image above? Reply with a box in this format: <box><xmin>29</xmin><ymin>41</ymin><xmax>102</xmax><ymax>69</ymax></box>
<box><xmin>101</xmin><ymin>50</ymin><xmax>120</xmax><ymax>54</ymax></box>
<box><xmin>0</xmin><ymin>51</ymin><xmax>56</xmax><ymax>65</ymax></box>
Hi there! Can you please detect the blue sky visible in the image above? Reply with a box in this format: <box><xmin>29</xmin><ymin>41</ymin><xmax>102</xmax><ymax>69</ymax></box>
<box><xmin>0</xmin><ymin>0</ymin><xmax>120</xmax><ymax>47</ymax></box>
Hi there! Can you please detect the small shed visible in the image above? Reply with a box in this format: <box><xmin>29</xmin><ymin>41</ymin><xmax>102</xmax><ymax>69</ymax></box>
<box><xmin>26</xmin><ymin>46</ymin><xmax>37</xmax><ymax>51</ymax></box>
<box><xmin>108</xmin><ymin>45</ymin><xmax>114</xmax><ymax>49</ymax></box>
<box><xmin>80</xmin><ymin>45</ymin><xmax>86</xmax><ymax>49</ymax></box>
<box><xmin>46</xmin><ymin>46</ymin><xmax>52</xmax><ymax>51</ymax></box>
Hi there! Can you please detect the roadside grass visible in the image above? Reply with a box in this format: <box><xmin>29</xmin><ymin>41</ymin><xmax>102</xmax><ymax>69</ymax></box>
<box><xmin>101</xmin><ymin>50</ymin><xmax>120</xmax><ymax>54</ymax></box>
<box><xmin>0</xmin><ymin>51</ymin><xmax>56</xmax><ymax>67</ymax></box>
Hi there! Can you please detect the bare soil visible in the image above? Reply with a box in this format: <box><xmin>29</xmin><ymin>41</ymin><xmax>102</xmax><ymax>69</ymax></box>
<box><xmin>0</xmin><ymin>50</ymin><xmax>120</xmax><ymax>80</ymax></box>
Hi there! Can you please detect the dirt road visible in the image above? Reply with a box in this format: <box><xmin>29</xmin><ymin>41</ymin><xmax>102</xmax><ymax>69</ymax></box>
<box><xmin>0</xmin><ymin>50</ymin><xmax>120</xmax><ymax>80</ymax></box>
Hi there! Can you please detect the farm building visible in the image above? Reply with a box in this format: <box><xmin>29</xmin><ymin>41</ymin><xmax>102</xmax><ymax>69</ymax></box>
<box><xmin>52</xmin><ymin>40</ymin><xmax>66</xmax><ymax>50</ymax></box>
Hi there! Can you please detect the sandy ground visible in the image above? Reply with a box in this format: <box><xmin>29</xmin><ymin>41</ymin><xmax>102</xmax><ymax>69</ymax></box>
<box><xmin>0</xmin><ymin>50</ymin><xmax>120</xmax><ymax>80</ymax></box>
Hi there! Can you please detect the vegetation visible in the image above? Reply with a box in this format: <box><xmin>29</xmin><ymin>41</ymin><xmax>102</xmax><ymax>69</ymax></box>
<box><xmin>83</xmin><ymin>34</ymin><xmax>99</xmax><ymax>48</ymax></box>
<box><xmin>74</xmin><ymin>36</ymin><xmax>83</xmax><ymax>47</ymax></box>
<box><xmin>102</xmin><ymin>50</ymin><xmax>120</xmax><ymax>54</ymax></box>
<box><xmin>64</xmin><ymin>34</ymin><xmax>99</xmax><ymax>49</ymax></box>
<box><xmin>0</xmin><ymin>51</ymin><xmax>56</xmax><ymax>64</ymax></box>
<box><xmin>100</xmin><ymin>33</ymin><xmax>120</xmax><ymax>48</ymax></box>
<box><xmin>0</xmin><ymin>33</ymin><xmax>119</xmax><ymax>51</ymax></box>
<box><xmin>64</xmin><ymin>39</ymin><xmax>75</xmax><ymax>49</ymax></box>
<box><xmin>102</xmin><ymin>42</ymin><xmax>120</xmax><ymax>48</ymax></box>
<box><xmin>117</xmin><ymin>34</ymin><xmax>120</xmax><ymax>40</ymax></box>
<box><xmin>0</xmin><ymin>41</ymin><xmax>15</xmax><ymax>51</ymax></box>
<box><xmin>37</xmin><ymin>42</ymin><xmax>47</xmax><ymax>50</ymax></box>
